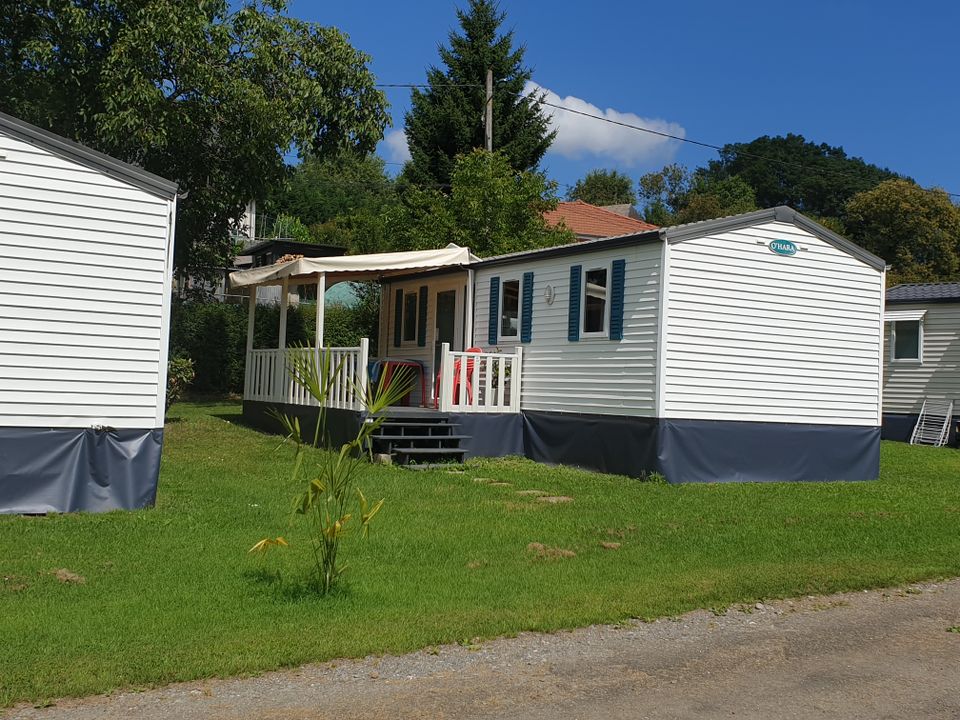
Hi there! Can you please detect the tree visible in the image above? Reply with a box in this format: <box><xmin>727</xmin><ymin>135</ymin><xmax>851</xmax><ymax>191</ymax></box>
<box><xmin>637</xmin><ymin>164</ymin><xmax>757</xmax><ymax>225</ymax></box>
<box><xmin>567</xmin><ymin>169</ymin><xmax>636</xmax><ymax>206</ymax></box>
<box><xmin>385</xmin><ymin>150</ymin><xmax>571</xmax><ymax>257</ymax></box>
<box><xmin>702</xmin><ymin>134</ymin><xmax>903</xmax><ymax>219</ymax></box>
<box><xmin>402</xmin><ymin>0</ymin><xmax>555</xmax><ymax>188</ymax></box>
<box><xmin>0</xmin><ymin>0</ymin><xmax>389</xmax><ymax>281</ymax></box>
<box><xmin>269</xmin><ymin>152</ymin><xmax>395</xmax><ymax>229</ymax></box>
<box><xmin>845</xmin><ymin>180</ymin><xmax>960</xmax><ymax>284</ymax></box>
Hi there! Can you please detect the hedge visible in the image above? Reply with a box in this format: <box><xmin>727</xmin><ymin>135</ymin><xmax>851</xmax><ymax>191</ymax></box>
<box><xmin>170</xmin><ymin>290</ymin><xmax>379</xmax><ymax>394</ymax></box>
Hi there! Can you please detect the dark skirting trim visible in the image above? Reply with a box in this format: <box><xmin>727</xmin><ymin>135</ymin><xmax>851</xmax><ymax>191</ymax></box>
<box><xmin>243</xmin><ymin>401</ymin><xmax>362</xmax><ymax>449</ymax></box>
<box><xmin>882</xmin><ymin>413</ymin><xmax>957</xmax><ymax>446</ymax></box>
<box><xmin>0</xmin><ymin>427</ymin><xmax>162</xmax><ymax>514</ymax></box>
<box><xmin>658</xmin><ymin>419</ymin><xmax>880</xmax><ymax>483</ymax></box>
<box><xmin>522</xmin><ymin>410</ymin><xmax>659</xmax><ymax>478</ymax></box>
<box><xmin>450</xmin><ymin>413</ymin><xmax>524</xmax><ymax>459</ymax></box>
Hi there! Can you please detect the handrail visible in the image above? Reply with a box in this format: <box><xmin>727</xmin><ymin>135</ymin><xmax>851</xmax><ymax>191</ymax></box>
<box><xmin>438</xmin><ymin>343</ymin><xmax>523</xmax><ymax>413</ymax></box>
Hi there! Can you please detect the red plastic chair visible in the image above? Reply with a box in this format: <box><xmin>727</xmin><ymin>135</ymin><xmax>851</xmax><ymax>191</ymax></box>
<box><xmin>435</xmin><ymin>347</ymin><xmax>483</xmax><ymax>408</ymax></box>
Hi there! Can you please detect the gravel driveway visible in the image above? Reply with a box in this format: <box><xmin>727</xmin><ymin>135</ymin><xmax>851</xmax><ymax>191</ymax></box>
<box><xmin>6</xmin><ymin>579</ymin><xmax>960</xmax><ymax>720</ymax></box>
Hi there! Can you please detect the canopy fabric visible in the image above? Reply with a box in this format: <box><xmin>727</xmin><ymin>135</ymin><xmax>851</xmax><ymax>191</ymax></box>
<box><xmin>884</xmin><ymin>309</ymin><xmax>927</xmax><ymax>322</ymax></box>
<box><xmin>229</xmin><ymin>245</ymin><xmax>477</xmax><ymax>288</ymax></box>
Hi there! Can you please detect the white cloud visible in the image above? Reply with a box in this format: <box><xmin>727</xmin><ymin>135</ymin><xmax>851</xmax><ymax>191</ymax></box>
<box><xmin>382</xmin><ymin>129</ymin><xmax>412</xmax><ymax>164</ymax></box>
<box><xmin>527</xmin><ymin>82</ymin><xmax>685</xmax><ymax>166</ymax></box>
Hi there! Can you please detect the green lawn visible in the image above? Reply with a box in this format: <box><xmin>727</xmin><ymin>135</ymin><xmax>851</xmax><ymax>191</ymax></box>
<box><xmin>2</xmin><ymin>401</ymin><xmax>960</xmax><ymax>707</ymax></box>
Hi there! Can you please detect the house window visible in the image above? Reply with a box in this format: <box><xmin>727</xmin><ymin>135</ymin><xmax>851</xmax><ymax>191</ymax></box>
<box><xmin>501</xmin><ymin>279</ymin><xmax>519</xmax><ymax>337</ymax></box>
<box><xmin>582</xmin><ymin>267</ymin><xmax>608</xmax><ymax>335</ymax></box>
<box><xmin>403</xmin><ymin>292</ymin><xmax>418</xmax><ymax>342</ymax></box>
<box><xmin>892</xmin><ymin>320</ymin><xmax>922</xmax><ymax>362</ymax></box>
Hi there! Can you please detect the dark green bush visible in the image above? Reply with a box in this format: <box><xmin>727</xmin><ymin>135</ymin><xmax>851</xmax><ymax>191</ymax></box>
<box><xmin>169</xmin><ymin>284</ymin><xmax>379</xmax><ymax>395</ymax></box>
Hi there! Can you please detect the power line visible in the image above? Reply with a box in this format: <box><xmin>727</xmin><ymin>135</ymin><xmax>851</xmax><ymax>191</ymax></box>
<box><xmin>541</xmin><ymin>100</ymin><xmax>960</xmax><ymax>200</ymax></box>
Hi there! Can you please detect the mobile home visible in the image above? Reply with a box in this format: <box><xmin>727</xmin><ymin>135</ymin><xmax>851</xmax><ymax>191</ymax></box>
<box><xmin>0</xmin><ymin>112</ymin><xmax>177</xmax><ymax>513</ymax></box>
<box><xmin>233</xmin><ymin>207</ymin><xmax>886</xmax><ymax>483</ymax></box>
<box><xmin>881</xmin><ymin>282</ymin><xmax>960</xmax><ymax>444</ymax></box>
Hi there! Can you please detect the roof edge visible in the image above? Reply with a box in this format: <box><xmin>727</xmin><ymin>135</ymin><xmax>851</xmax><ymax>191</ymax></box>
<box><xmin>471</xmin><ymin>229</ymin><xmax>662</xmax><ymax>269</ymax></box>
<box><xmin>663</xmin><ymin>206</ymin><xmax>887</xmax><ymax>272</ymax></box>
<box><xmin>0</xmin><ymin>111</ymin><xmax>178</xmax><ymax>200</ymax></box>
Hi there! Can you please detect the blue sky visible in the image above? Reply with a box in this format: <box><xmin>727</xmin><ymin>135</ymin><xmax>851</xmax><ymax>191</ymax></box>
<box><xmin>291</xmin><ymin>0</ymin><xmax>959</xmax><ymax>198</ymax></box>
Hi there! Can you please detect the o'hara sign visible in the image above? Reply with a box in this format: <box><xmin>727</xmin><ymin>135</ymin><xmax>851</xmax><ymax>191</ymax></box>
<box><xmin>768</xmin><ymin>239</ymin><xmax>798</xmax><ymax>256</ymax></box>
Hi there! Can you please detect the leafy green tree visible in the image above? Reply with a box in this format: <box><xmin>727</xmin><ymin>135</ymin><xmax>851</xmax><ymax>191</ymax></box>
<box><xmin>637</xmin><ymin>164</ymin><xmax>757</xmax><ymax>225</ymax></box>
<box><xmin>677</xmin><ymin>174</ymin><xmax>758</xmax><ymax>223</ymax></box>
<box><xmin>567</xmin><ymin>169</ymin><xmax>637</xmax><ymax>206</ymax></box>
<box><xmin>403</xmin><ymin>0</ymin><xmax>555</xmax><ymax>187</ymax></box>
<box><xmin>0</xmin><ymin>0</ymin><xmax>388</xmax><ymax>281</ymax></box>
<box><xmin>384</xmin><ymin>150</ymin><xmax>571</xmax><ymax>257</ymax></box>
<box><xmin>270</xmin><ymin>153</ymin><xmax>396</xmax><ymax>229</ymax></box>
<box><xmin>845</xmin><ymin>179</ymin><xmax>960</xmax><ymax>284</ymax></box>
<box><xmin>702</xmin><ymin>134</ymin><xmax>903</xmax><ymax>219</ymax></box>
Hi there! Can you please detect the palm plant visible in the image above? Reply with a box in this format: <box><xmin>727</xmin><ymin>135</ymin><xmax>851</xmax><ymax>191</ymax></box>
<box><xmin>251</xmin><ymin>346</ymin><xmax>413</xmax><ymax>595</ymax></box>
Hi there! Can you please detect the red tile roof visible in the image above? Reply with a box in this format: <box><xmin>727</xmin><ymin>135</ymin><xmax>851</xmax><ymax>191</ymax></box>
<box><xmin>544</xmin><ymin>200</ymin><xmax>658</xmax><ymax>239</ymax></box>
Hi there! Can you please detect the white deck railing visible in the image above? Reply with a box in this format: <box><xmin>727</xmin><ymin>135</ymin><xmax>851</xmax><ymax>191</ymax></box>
<box><xmin>244</xmin><ymin>339</ymin><xmax>370</xmax><ymax>411</ymax></box>
<box><xmin>437</xmin><ymin>343</ymin><xmax>523</xmax><ymax>413</ymax></box>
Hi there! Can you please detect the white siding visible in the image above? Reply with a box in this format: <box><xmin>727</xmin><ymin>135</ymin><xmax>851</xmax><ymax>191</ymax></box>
<box><xmin>381</xmin><ymin>273</ymin><xmax>468</xmax><ymax>406</ymax></box>
<box><xmin>0</xmin><ymin>131</ymin><xmax>174</xmax><ymax>429</ymax></box>
<box><xmin>473</xmin><ymin>242</ymin><xmax>661</xmax><ymax>416</ymax></box>
<box><xmin>662</xmin><ymin>221</ymin><xmax>883</xmax><ymax>426</ymax></box>
<box><xmin>882</xmin><ymin>303</ymin><xmax>960</xmax><ymax>414</ymax></box>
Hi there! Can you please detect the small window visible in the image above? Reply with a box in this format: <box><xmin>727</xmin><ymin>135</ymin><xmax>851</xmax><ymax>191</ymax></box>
<box><xmin>582</xmin><ymin>267</ymin><xmax>608</xmax><ymax>335</ymax></box>
<box><xmin>892</xmin><ymin>320</ymin><xmax>922</xmax><ymax>361</ymax></box>
<box><xmin>403</xmin><ymin>292</ymin><xmax>418</xmax><ymax>342</ymax></box>
<box><xmin>501</xmin><ymin>279</ymin><xmax>519</xmax><ymax>337</ymax></box>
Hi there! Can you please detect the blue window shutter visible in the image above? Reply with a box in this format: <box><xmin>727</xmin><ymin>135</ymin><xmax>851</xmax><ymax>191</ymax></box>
<box><xmin>393</xmin><ymin>288</ymin><xmax>403</xmax><ymax>347</ymax></box>
<box><xmin>488</xmin><ymin>276</ymin><xmax>500</xmax><ymax>345</ymax></box>
<box><xmin>417</xmin><ymin>285</ymin><xmax>428</xmax><ymax>347</ymax></box>
<box><xmin>610</xmin><ymin>259</ymin><xmax>626</xmax><ymax>341</ymax></box>
<box><xmin>520</xmin><ymin>272</ymin><xmax>534</xmax><ymax>343</ymax></box>
<box><xmin>568</xmin><ymin>265</ymin><xmax>581</xmax><ymax>342</ymax></box>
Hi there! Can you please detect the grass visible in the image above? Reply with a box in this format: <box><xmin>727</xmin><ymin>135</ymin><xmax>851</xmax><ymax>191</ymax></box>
<box><xmin>2</xmin><ymin>401</ymin><xmax>960</xmax><ymax>706</ymax></box>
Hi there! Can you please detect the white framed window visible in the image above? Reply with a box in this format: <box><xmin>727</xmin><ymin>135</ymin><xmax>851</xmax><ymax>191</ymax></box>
<box><xmin>500</xmin><ymin>278</ymin><xmax>520</xmax><ymax>338</ymax></box>
<box><xmin>581</xmin><ymin>265</ymin><xmax>610</xmax><ymax>337</ymax></box>
<box><xmin>402</xmin><ymin>291</ymin><xmax>418</xmax><ymax>343</ymax></box>
<box><xmin>891</xmin><ymin>319</ymin><xmax>922</xmax><ymax>363</ymax></box>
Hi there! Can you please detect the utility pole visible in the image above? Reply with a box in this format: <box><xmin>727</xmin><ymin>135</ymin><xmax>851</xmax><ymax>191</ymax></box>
<box><xmin>484</xmin><ymin>68</ymin><xmax>493</xmax><ymax>152</ymax></box>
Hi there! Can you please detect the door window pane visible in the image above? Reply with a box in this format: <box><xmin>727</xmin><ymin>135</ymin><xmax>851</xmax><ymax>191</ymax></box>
<box><xmin>501</xmin><ymin>280</ymin><xmax>519</xmax><ymax>337</ymax></box>
<box><xmin>403</xmin><ymin>292</ymin><xmax>417</xmax><ymax>342</ymax></box>
<box><xmin>893</xmin><ymin>320</ymin><xmax>920</xmax><ymax>360</ymax></box>
<box><xmin>583</xmin><ymin>268</ymin><xmax>608</xmax><ymax>334</ymax></box>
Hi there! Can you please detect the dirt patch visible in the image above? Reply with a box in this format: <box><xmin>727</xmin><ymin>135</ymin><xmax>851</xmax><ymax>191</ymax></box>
<box><xmin>537</xmin><ymin>495</ymin><xmax>573</xmax><ymax>504</ymax></box>
<box><xmin>526</xmin><ymin>542</ymin><xmax>576</xmax><ymax>560</ymax></box>
<box><xmin>472</xmin><ymin>477</ymin><xmax>496</xmax><ymax>484</ymax></box>
<box><xmin>516</xmin><ymin>489</ymin><xmax>546</xmax><ymax>496</ymax></box>
<box><xmin>53</xmin><ymin>569</ymin><xmax>85</xmax><ymax>585</ymax></box>
<box><xmin>465</xmin><ymin>560</ymin><xmax>488</xmax><ymax>570</ymax></box>
<box><xmin>600</xmin><ymin>542</ymin><xmax>621</xmax><ymax>550</ymax></box>
<box><xmin>487</xmin><ymin>482</ymin><xmax>512</xmax><ymax>487</ymax></box>
<box><xmin>604</xmin><ymin>525</ymin><xmax>637</xmax><ymax>538</ymax></box>
<box><xmin>2</xmin><ymin>575</ymin><xmax>29</xmax><ymax>593</ymax></box>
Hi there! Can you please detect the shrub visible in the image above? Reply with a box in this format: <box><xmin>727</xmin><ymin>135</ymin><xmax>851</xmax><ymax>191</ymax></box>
<box><xmin>169</xmin><ymin>284</ymin><xmax>380</xmax><ymax>395</ymax></box>
<box><xmin>165</xmin><ymin>356</ymin><xmax>196</xmax><ymax>411</ymax></box>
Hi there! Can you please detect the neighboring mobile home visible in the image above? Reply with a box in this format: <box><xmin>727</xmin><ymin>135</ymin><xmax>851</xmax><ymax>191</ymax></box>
<box><xmin>881</xmin><ymin>282</ymin><xmax>960</xmax><ymax>444</ymax></box>
<box><xmin>0</xmin><ymin>112</ymin><xmax>177</xmax><ymax>513</ymax></box>
<box><xmin>233</xmin><ymin>207</ymin><xmax>887</xmax><ymax>483</ymax></box>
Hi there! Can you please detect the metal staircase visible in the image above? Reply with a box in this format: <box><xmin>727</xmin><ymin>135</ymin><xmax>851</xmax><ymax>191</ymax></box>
<box><xmin>371</xmin><ymin>415</ymin><xmax>469</xmax><ymax>468</ymax></box>
<box><xmin>909</xmin><ymin>399</ymin><xmax>954</xmax><ymax>447</ymax></box>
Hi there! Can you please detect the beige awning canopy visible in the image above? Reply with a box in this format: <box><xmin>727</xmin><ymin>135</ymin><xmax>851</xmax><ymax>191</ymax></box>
<box><xmin>229</xmin><ymin>244</ymin><xmax>477</xmax><ymax>288</ymax></box>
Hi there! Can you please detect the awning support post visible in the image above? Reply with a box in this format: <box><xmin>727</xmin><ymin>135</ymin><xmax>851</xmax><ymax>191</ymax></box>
<box><xmin>243</xmin><ymin>285</ymin><xmax>257</xmax><ymax>400</ymax></box>
<box><xmin>315</xmin><ymin>272</ymin><xmax>326</xmax><ymax>352</ymax></box>
<box><xmin>465</xmin><ymin>268</ymin><xmax>475</xmax><ymax>348</ymax></box>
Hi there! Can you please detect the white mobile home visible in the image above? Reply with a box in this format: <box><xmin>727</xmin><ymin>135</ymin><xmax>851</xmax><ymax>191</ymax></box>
<box><xmin>0</xmin><ymin>112</ymin><xmax>177</xmax><ymax>513</ymax></box>
<box><xmin>881</xmin><ymin>282</ymin><xmax>960</xmax><ymax>444</ymax></box>
<box><xmin>232</xmin><ymin>207</ymin><xmax>886</xmax><ymax>482</ymax></box>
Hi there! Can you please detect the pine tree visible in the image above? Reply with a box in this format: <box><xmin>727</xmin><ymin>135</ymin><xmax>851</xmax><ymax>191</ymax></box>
<box><xmin>402</xmin><ymin>0</ymin><xmax>555</xmax><ymax>187</ymax></box>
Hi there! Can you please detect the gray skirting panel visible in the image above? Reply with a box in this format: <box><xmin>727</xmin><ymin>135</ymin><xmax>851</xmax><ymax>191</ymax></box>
<box><xmin>881</xmin><ymin>413</ymin><xmax>957</xmax><ymax>446</ymax></box>
<box><xmin>0</xmin><ymin>427</ymin><xmax>163</xmax><ymax>514</ymax></box>
<box><xmin>243</xmin><ymin>402</ymin><xmax>881</xmax><ymax>484</ymax></box>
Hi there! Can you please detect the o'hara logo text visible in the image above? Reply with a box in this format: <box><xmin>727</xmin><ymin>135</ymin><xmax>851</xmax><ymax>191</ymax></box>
<box><xmin>768</xmin><ymin>239</ymin><xmax>798</xmax><ymax>256</ymax></box>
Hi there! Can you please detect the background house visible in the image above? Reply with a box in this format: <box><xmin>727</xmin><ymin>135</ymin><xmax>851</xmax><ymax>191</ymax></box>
<box><xmin>543</xmin><ymin>200</ymin><xmax>657</xmax><ymax>241</ymax></box>
<box><xmin>882</xmin><ymin>282</ymin><xmax>960</xmax><ymax>444</ymax></box>
<box><xmin>0</xmin><ymin>111</ymin><xmax>178</xmax><ymax>513</ymax></box>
